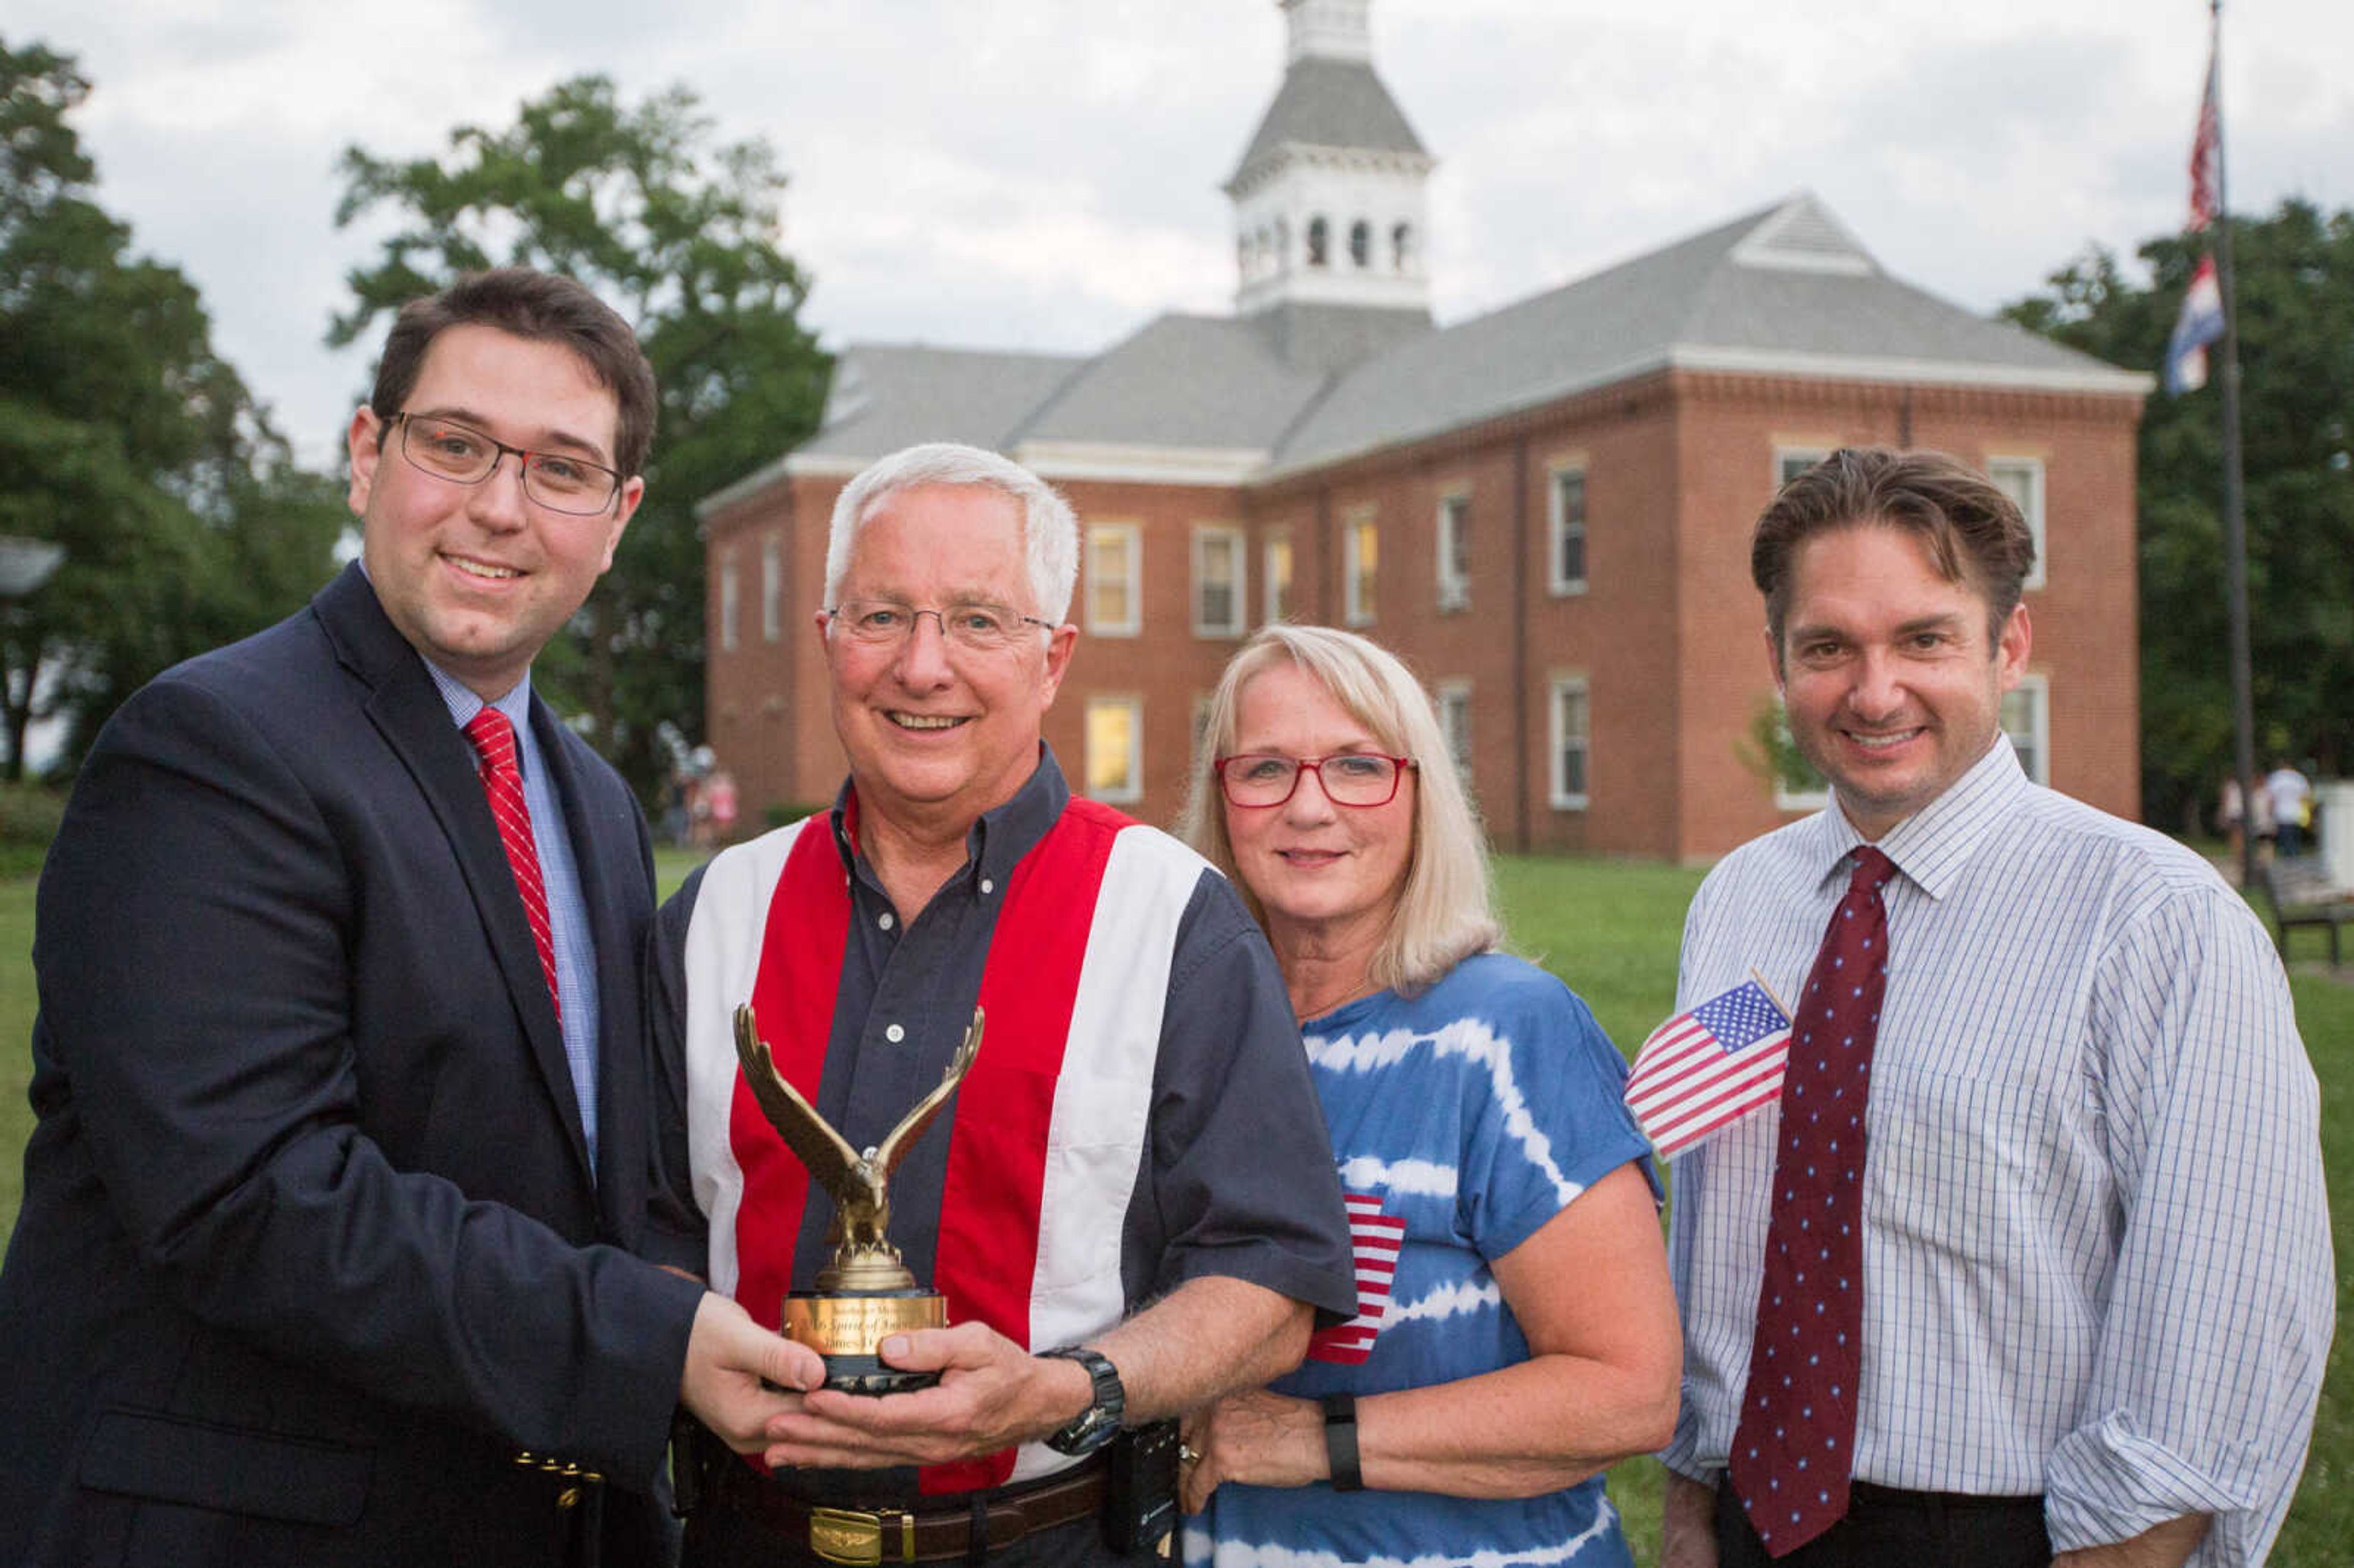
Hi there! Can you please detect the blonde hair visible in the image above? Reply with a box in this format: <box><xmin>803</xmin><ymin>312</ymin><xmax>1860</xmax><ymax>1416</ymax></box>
<box><xmin>1179</xmin><ymin>625</ymin><xmax>1501</xmax><ymax>996</ymax></box>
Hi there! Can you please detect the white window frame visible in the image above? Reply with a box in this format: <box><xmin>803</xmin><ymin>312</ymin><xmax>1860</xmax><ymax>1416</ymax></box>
<box><xmin>1263</xmin><ymin>530</ymin><xmax>1294</xmax><ymax>624</ymax></box>
<box><xmin>1086</xmin><ymin>523</ymin><xmax>1141</xmax><ymax>637</ymax></box>
<box><xmin>2002</xmin><ymin>673</ymin><xmax>2051</xmax><ymax>786</ymax></box>
<box><xmin>1987</xmin><ymin>455</ymin><xmax>2047</xmax><ymax>591</ymax></box>
<box><xmin>1192</xmin><ymin>525</ymin><xmax>1247</xmax><ymax>638</ymax></box>
<box><xmin>1548</xmin><ymin>676</ymin><xmax>1590</xmax><ymax>810</ymax></box>
<box><xmin>1435</xmin><ymin>490</ymin><xmax>1471</xmax><ymax>611</ymax></box>
<box><xmin>1547</xmin><ymin>462</ymin><xmax>1588</xmax><ymax>596</ymax></box>
<box><xmin>1084</xmin><ymin>695</ymin><xmax>1144</xmax><ymax>804</ymax></box>
<box><xmin>1436</xmin><ymin>679</ymin><xmax>1474</xmax><ymax>775</ymax></box>
<box><xmin>718</xmin><ymin>549</ymin><xmax>739</xmax><ymax>653</ymax></box>
<box><xmin>1344</xmin><ymin>511</ymin><xmax>1377</xmax><ymax>627</ymax></box>
<box><xmin>760</xmin><ymin>533</ymin><xmax>783</xmax><ymax>642</ymax></box>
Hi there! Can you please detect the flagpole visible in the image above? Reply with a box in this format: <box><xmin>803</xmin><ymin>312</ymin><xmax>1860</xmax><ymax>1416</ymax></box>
<box><xmin>2209</xmin><ymin>0</ymin><xmax>2258</xmax><ymax>891</ymax></box>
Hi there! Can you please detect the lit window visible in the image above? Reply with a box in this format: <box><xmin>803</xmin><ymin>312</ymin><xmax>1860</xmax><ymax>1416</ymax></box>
<box><xmin>1086</xmin><ymin>696</ymin><xmax>1143</xmax><ymax>803</ymax></box>
<box><xmin>2001</xmin><ymin>675</ymin><xmax>2049</xmax><ymax>785</ymax></box>
<box><xmin>1549</xmin><ymin>677</ymin><xmax>1590</xmax><ymax>810</ymax></box>
<box><xmin>1264</xmin><ymin>531</ymin><xmax>1294</xmax><ymax>623</ymax></box>
<box><xmin>1193</xmin><ymin>526</ymin><xmax>1246</xmax><ymax>637</ymax></box>
<box><xmin>1087</xmin><ymin>523</ymin><xmax>1141</xmax><ymax>636</ymax></box>
<box><xmin>1988</xmin><ymin>457</ymin><xmax>2047</xmax><ymax>590</ymax></box>
<box><xmin>1548</xmin><ymin>465</ymin><xmax>1586</xmax><ymax>595</ymax></box>
<box><xmin>1436</xmin><ymin>493</ymin><xmax>1471</xmax><ymax>610</ymax></box>
<box><xmin>1344</xmin><ymin>514</ymin><xmax>1377</xmax><ymax>626</ymax></box>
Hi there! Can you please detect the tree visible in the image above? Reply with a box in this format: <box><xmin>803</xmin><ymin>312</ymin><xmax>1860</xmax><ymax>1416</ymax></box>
<box><xmin>0</xmin><ymin>39</ymin><xmax>341</xmax><ymax>779</ymax></box>
<box><xmin>332</xmin><ymin>76</ymin><xmax>832</xmax><ymax>804</ymax></box>
<box><xmin>2005</xmin><ymin>199</ymin><xmax>2354</xmax><ymax>830</ymax></box>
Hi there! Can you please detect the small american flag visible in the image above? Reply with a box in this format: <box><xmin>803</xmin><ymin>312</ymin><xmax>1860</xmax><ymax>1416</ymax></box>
<box><xmin>1306</xmin><ymin>1192</ymin><xmax>1407</xmax><ymax>1365</ymax></box>
<box><xmin>1624</xmin><ymin>979</ymin><xmax>1792</xmax><ymax>1160</ymax></box>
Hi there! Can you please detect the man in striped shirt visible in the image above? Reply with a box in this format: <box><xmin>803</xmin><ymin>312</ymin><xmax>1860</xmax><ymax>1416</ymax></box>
<box><xmin>1658</xmin><ymin>449</ymin><xmax>2330</xmax><ymax>1568</ymax></box>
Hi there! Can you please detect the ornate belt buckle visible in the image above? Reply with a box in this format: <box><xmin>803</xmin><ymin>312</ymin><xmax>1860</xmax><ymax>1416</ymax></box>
<box><xmin>808</xmin><ymin>1505</ymin><xmax>914</xmax><ymax>1565</ymax></box>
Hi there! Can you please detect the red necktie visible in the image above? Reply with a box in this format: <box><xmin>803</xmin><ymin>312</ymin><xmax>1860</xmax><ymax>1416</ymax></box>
<box><xmin>1728</xmin><ymin>845</ymin><xmax>1894</xmax><ymax>1557</ymax></box>
<box><xmin>463</xmin><ymin>708</ymin><xmax>560</xmax><ymax>1024</ymax></box>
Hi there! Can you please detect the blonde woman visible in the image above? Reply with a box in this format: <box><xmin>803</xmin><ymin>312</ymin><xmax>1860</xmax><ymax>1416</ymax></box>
<box><xmin>1176</xmin><ymin>625</ymin><xmax>1678</xmax><ymax>1567</ymax></box>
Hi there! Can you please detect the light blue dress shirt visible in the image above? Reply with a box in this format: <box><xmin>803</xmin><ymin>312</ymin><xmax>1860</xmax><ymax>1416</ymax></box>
<box><xmin>1661</xmin><ymin>739</ymin><xmax>2331</xmax><ymax>1566</ymax></box>
<box><xmin>425</xmin><ymin>662</ymin><xmax>601</xmax><ymax>1168</ymax></box>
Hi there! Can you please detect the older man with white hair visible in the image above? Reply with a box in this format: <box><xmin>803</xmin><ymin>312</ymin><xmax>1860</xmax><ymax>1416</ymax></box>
<box><xmin>649</xmin><ymin>443</ymin><xmax>1357</xmax><ymax>1565</ymax></box>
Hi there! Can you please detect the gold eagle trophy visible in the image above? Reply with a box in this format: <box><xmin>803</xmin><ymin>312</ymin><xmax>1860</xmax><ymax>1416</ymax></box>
<box><xmin>732</xmin><ymin>1002</ymin><xmax>984</xmax><ymax>1394</ymax></box>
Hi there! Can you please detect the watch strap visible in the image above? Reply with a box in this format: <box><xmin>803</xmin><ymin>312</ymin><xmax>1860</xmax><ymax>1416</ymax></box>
<box><xmin>1040</xmin><ymin>1345</ymin><xmax>1124</xmax><ymax>1456</ymax></box>
<box><xmin>1321</xmin><ymin>1391</ymin><xmax>1364</xmax><ymax>1492</ymax></box>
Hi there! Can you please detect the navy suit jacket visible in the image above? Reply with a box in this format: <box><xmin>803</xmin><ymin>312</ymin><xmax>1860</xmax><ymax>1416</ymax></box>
<box><xmin>0</xmin><ymin>564</ymin><xmax>704</xmax><ymax>1566</ymax></box>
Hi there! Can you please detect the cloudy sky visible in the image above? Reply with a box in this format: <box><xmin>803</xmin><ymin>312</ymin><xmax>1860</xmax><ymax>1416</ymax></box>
<box><xmin>18</xmin><ymin>0</ymin><xmax>2353</xmax><ymax>467</ymax></box>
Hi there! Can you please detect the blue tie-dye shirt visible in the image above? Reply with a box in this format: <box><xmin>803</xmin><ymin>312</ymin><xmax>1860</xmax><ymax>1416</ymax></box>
<box><xmin>1183</xmin><ymin>951</ymin><xmax>1657</xmax><ymax>1568</ymax></box>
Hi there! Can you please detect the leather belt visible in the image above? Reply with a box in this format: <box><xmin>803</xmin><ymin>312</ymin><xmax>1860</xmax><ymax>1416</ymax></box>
<box><xmin>707</xmin><ymin>1456</ymin><xmax>1106</xmax><ymax>1564</ymax></box>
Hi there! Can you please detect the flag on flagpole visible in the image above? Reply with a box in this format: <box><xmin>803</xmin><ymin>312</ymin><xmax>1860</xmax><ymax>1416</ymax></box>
<box><xmin>1624</xmin><ymin>978</ymin><xmax>1792</xmax><ymax>1160</ymax></box>
<box><xmin>2166</xmin><ymin>19</ymin><xmax>2226</xmax><ymax>396</ymax></box>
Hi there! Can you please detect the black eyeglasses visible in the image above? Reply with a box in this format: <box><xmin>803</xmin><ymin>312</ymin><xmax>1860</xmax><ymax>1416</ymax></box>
<box><xmin>1214</xmin><ymin>753</ymin><xmax>1417</xmax><ymax>808</ymax></box>
<box><xmin>386</xmin><ymin>413</ymin><xmax>624</xmax><ymax>516</ymax></box>
<box><xmin>825</xmin><ymin>598</ymin><xmax>1054</xmax><ymax>653</ymax></box>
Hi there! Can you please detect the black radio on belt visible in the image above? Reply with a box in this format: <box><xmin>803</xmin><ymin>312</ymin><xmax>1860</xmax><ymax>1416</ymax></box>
<box><xmin>1102</xmin><ymin>1419</ymin><xmax>1181</xmax><ymax>1555</ymax></box>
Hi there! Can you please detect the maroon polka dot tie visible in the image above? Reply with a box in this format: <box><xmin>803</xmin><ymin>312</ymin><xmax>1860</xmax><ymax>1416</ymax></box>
<box><xmin>463</xmin><ymin>708</ymin><xmax>560</xmax><ymax>1024</ymax></box>
<box><xmin>1727</xmin><ymin>845</ymin><xmax>1894</xmax><ymax>1557</ymax></box>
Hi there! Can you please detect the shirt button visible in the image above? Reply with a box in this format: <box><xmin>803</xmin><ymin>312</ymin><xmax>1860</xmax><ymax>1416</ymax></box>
<box><xmin>878</xmin><ymin>912</ymin><xmax>895</xmax><ymax>931</ymax></box>
<box><xmin>885</xmin><ymin>1023</ymin><xmax>905</xmax><ymax>1043</ymax></box>
<box><xmin>980</xmin><ymin>878</ymin><xmax>995</xmax><ymax>894</ymax></box>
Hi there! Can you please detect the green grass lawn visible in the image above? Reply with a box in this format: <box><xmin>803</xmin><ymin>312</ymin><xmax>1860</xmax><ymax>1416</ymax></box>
<box><xmin>2</xmin><ymin>853</ymin><xmax>2347</xmax><ymax>1564</ymax></box>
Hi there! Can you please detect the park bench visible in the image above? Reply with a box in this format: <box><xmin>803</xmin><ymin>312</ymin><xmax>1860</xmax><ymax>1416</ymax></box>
<box><xmin>2263</xmin><ymin>854</ymin><xmax>2353</xmax><ymax>966</ymax></box>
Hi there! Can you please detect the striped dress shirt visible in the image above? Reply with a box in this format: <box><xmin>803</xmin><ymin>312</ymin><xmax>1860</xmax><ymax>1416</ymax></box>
<box><xmin>1661</xmin><ymin>739</ymin><xmax>2332</xmax><ymax>1566</ymax></box>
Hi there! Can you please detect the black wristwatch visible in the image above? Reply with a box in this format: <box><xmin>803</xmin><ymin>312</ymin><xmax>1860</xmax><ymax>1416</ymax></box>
<box><xmin>1039</xmin><ymin>1345</ymin><xmax>1126</xmax><ymax>1456</ymax></box>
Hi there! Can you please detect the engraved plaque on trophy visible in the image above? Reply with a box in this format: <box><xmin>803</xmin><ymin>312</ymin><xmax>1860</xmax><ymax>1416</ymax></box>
<box><xmin>732</xmin><ymin>1002</ymin><xmax>983</xmax><ymax>1395</ymax></box>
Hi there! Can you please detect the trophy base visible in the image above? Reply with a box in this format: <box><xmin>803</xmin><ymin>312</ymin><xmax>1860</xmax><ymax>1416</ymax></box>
<box><xmin>783</xmin><ymin>1288</ymin><xmax>949</xmax><ymax>1398</ymax></box>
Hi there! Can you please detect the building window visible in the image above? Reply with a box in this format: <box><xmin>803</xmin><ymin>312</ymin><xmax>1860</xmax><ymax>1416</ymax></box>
<box><xmin>1349</xmin><ymin>219</ymin><xmax>1371</xmax><ymax>268</ymax></box>
<box><xmin>1344</xmin><ymin>513</ymin><xmax>1378</xmax><ymax>626</ymax></box>
<box><xmin>1264</xmin><ymin>531</ymin><xmax>1294</xmax><ymax>623</ymax></box>
<box><xmin>1549</xmin><ymin>678</ymin><xmax>1590</xmax><ymax>809</ymax></box>
<box><xmin>1392</xmin><ymin>222</ymin><xmax>1414</xmax><ymax>272</ymax></box>
<box><xmin>1087</xmin><ymin>523</ymin><xmax>1141</xmax><ymax>636</ymax></box>
<box><xmin>1085</xmin><ymin>696</ymin><xmax>1143</xmax><ymax>803</ymax></box>
<box><xmin>719</xmin><ymin>549</ymin><xmax>739</xmax><ymax>652</ymax></box>
<box><xmin>1775</xmin><ymin>447</ymin><xmax>1829</xmax><ymax>489</ymax></box>
<box><xmin>1193</xmin><ymin>525</ymin><xmax>1246</xmax><ymax>637</ymax></box>
<box><xmin>1436</xmin><ymin>492</ymin><xmax>1471</xmax><ymax>610</ymax></box>
<box><xmin>1769</xmin><ymin>698</ymin><xmax>1830</xmax><ymax>811</ymax></box>
<box><xmin>1988</xmin><ymin>456</ymin><xmax>2047</xmax><ymax>590</ymax></box>
<box><xmin>1307</xmin><ymin>216</ymin><xmax>1330</xmax><ymax>268</ymax></box>
<box><xmin>1548</xmin><ymin>463</ymin><xmax>1587</xmax><ymax>595</ymax></box>
<box><xmin>761</xmin><ymin>534</ymin><xmax>783</xmax><ymax>642</ymax></box>
<box><xmin>2002</xmin><ymin>674</ymin><xmax>2049</xmax><ymax>785</ymax></box>
<box><xmin>1436</xmin><ymin>680</ymin><xmax>1473</xmax><ymax>775</ymax></box>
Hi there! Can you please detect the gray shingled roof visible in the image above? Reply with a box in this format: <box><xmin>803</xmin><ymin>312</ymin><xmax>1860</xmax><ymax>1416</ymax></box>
<box><xmin>1269</xmin><ymin>194</ymin><xmax>2147</xmax><ymax>471</ymax></box>
<box><xmin>798</xmin><ymin>343</ymin><xmax>1088</xmax><ymax>460</ymax></box>
<box><xmin>703</xmin><ymin>194</ymin><xmax>2147</xmax><ymax>507</ymax></box>
<box><xmin>1226</xmin><ymin>57</ymin><xmax>1428</xmax><ymax>188</ymax></box>
<box><xmin>1010</xmin><ymin>314</ymin><xmax>1331</xmax><ymax>450</ymax></box>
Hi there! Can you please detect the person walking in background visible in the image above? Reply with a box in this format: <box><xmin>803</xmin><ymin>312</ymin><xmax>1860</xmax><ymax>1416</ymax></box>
<box><xmin>1176</xmin><ymin>623</ymin><xmax>1680</xmax><ymax>1568</ymax></box>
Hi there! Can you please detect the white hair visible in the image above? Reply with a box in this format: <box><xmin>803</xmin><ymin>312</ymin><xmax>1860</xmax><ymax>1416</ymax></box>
<box><xmin>823</xmin><ymin>443</ymin><xmax>1079</xmax><ymax>625</ymax></box>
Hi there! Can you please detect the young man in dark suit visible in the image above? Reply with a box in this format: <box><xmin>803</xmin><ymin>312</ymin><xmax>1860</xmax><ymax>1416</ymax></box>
<box><xmin>0</xmin><ymin>269</ymin><xmax>812</xmax><ymax>1566</ymax></box>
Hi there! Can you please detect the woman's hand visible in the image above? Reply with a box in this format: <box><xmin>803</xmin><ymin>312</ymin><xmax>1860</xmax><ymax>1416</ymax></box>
<box><xmin>1179</xmin><ymin>1388</ymin><xmax>1326</xmax><ymax>1513</ymax></box>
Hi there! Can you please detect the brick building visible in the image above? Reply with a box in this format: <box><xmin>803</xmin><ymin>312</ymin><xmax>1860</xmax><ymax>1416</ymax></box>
<box><xmin>699</xmin><ymin>0</ymin><xmax>2150</xmax><ymax>861</ymax></box>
